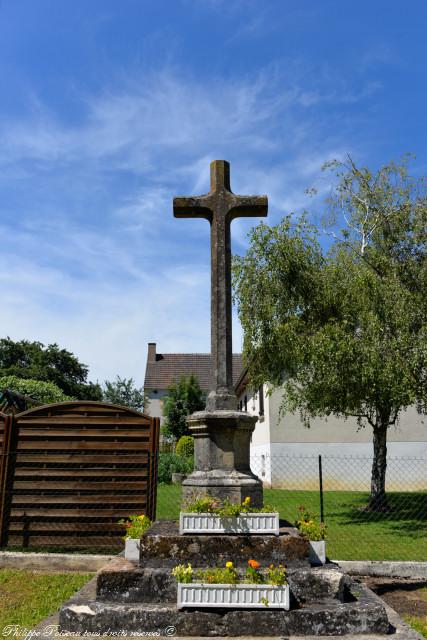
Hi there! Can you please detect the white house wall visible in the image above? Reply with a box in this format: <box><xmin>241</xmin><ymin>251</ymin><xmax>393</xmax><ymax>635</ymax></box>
<box><xmin>145</xmin><ymin>389</ymin><xmax>169</xmax><ymax>424</ymax></box>
<box><xmin>244</xmin><ymin>385</ymin><xmax>426</xmax><ymax>491</ymax></box>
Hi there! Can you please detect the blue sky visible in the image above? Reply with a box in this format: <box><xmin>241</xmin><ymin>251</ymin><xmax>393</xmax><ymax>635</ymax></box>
<box><xmin>1</xmin><ymin>0</ymin><xmax>426</xmax><ymax>386</ymax></box>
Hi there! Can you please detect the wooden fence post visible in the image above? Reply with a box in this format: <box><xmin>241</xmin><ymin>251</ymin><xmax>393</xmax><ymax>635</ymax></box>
<box><xmin>147</xmin><ymin>417</ymin><xmax>160</xmax><ymax>522</ymax></box>
<box><xmin>0</xmin><ymin>414</ymin><xmax>19</xmax><ymax>547</ymax></box>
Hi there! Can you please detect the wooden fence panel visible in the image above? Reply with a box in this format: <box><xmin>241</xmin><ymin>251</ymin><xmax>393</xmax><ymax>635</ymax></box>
<box><xmin>0</xmin><ymin>402</ymin><xmax>159</xmax><ymax>550</ymax></box>
<box><xmin>0</xmin><ymin>413</ymin><xmax>19</xmax><ymax>547</ymax></box>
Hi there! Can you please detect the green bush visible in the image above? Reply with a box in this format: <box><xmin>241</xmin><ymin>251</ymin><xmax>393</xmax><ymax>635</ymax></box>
<box><xmin>157</xmin><ymin>453</ymin><xmax>193</xmax><ymax>484</ymax></box>
<box><xmin>0</xmin><ymin>375</ymin><xmax>72</xmax><ymax>405</ymax></box>
<box><xmin>176</xmin><ymin>435</ymin><xmax>194</xmax><ymax>458</ymax></box>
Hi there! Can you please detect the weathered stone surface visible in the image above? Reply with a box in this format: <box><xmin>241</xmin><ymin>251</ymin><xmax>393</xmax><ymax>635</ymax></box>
<box><xmin>139</xmin><ymin>520</ymin><xmax>310</xmax><ymax>568</ymax></box>
<box><xmin>288</xmin><ymin>567</ymin><xmax>346</xmax><ymax>604</ymax></box>
<box><xmin>96</xmin><ymin>559</ymin><xmax>347</xmax><ymax>606</ymax></box>
<box><xmin>174</xmin><ymin>161</ymin><xmax>266</xmax><ymax>505</ymax></box>
<box><xmin>59</xmin><ymin>579</ymin><xmax>390</xmax><ymax>636</ymax></box>
<box><xmin>97</xmin><ymin>558</ymin><xmax>176</xmax><ymax>603</ymax></box>
<box><xmin>173</xmin><ymin>160</ymin><xmax>268</xmax><ymax>413</ymax></box>
<box><xmin>183</xmin><ymin>410</ymin><xmax>262</xmax><ymax>507</ymax></box>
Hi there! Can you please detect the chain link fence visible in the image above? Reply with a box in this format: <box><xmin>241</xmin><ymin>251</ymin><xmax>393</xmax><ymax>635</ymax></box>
<box><xmin>0</xmin><ymin>451</ymin><xmax>425</xmax><ymax>561</ymax></box>
<box><xmin>157</xmin><ymin>454</ymin><xmax>427</xmax><ymax>562</ymax></box>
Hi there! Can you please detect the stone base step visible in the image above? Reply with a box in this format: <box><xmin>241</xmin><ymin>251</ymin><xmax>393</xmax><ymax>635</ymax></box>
<box><xmin>97</xmin><ymin>559</ymin><xmax>348</xmax><ymax>605</ymax></box>
<box><xmin>139</xmin><ymin>520</ymin><xmax>310</xmax><ymax>568</ymax></box>
<box><xmin>59</xmin><ymin>581</ymin><xmax>390</xmax><ymax>637</ymax></box>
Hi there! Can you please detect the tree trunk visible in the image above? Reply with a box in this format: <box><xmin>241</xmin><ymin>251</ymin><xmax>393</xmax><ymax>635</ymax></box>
<box><xmin>369</xmin><ymin>419</ymin><xmax>389</xmax><ymax>511</ymax></box>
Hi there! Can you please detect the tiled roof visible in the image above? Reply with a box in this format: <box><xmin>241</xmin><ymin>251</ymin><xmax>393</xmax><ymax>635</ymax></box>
<box><xmin>144</xmin><ymin>352</ymin><xmax>244</xmax><ymax>392</ymax></box>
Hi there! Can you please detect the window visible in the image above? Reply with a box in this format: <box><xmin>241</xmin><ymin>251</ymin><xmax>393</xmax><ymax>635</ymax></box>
<box><xmin>258</xmin><ymin>385</ymin><xmax>264</xmax><ymax>416</ymax></box>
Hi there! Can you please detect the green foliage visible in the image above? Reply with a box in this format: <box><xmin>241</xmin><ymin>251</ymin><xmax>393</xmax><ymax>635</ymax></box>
<box><xmin>162</xmin><ymin>374</ymin><xmax>205</xmax><ymax>439</ymax></box>
<box><xmin>233</xmin><ymin>156</ymin><xmax>427</xmax><ymax>507</ymax></box>
<box><xmin>171</xmin><ymin>563</ymin><xmax>194</xmax><ymax>583</ymax></box>
<box><xmin>0</xmin><ymin>375</ymin><xmax>72</xmax><ymax>405</ymax></box>
<box><xmin>182</xmin><ymin>494</ymin><xmax>277</xmax><ymax>515</ymax></box>
<box><xmin>117</xmin><ymin>514</ymin><xmax>152</xmax><ymax>540</ymax></box>
<box><xmin>170</xmin><ymin>561</ymin><xmax>286</xmax><ymax>588</ymax></box>
<box><xmin>0</xmin><ymin>338</ymin><xmax>102</xmax><ymax>400</ymax></box>
<box><xmin>195</xmin><ymin>564</ymin><xmax>238</xmax><ymax>585</ymax></box>
<box><xmin>102</xmin><ymin>376</ymin><xmax>146</xmax><ymax>411</ymax></box>
<box><xmin>266</xmin><ymin>564</ymin><xmax>287</xmax><ymax>586</ymax></box>
<box><xmin>175</xmin><ymin>435</ymin><xmax>194</xmax><ymax>458</ymax></box>
<box><xmin>295</xmin><ymin>505</ymin><xmax>326</xmax><ymax>540</ymax></box>
<box><xmin>157</xmin><ymin>452</ymin><xmax>193</xmax><ymax>484</ymax></box>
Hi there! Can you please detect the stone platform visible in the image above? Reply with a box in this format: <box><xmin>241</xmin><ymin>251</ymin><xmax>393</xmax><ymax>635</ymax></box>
<box><xmin>59</xmin><ymin>558</ymin><xmax>390</xmax><ymax>636</ymax></box>
<box><xmin>58</xmin><ymin>521</ymin><xmax>391</xmax><ymax>637</ymax></box>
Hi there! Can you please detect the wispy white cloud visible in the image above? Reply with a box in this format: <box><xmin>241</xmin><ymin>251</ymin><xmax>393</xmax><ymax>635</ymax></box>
<box><xmin>0</xmin><ymin>62</ymin><xmax>376</xmax><ymax>382</ymax></box>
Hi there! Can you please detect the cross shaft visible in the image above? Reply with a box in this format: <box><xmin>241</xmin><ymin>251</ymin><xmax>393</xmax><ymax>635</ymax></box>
<box><xmin>174</xmin><ymin>160</ymin><xmax>268</xmax><ymax>411</ymax></box>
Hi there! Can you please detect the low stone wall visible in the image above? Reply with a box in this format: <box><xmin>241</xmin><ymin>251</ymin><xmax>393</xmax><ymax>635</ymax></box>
<box><xmin>335</xmin><ymin>560</ymin><xmax>427</xmax><ymax>580</ymax></box>
<box><xmin>0</xmin><ymin>551</ymin><xmax>116</xmax><ymax>572</ymax></box>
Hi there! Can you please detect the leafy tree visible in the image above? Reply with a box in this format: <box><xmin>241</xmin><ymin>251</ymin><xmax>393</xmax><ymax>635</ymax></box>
<box><xmin>102</xmin><ymin>376</ymin><xmax>146</xmax><ymax>411</ymax></box>
<box><xmin>162</xmin><ymin>374</ymin><xmax>205</xmax><ymax>440</ymax></box>
<box><xmin>233</xmin><ymin>157</ymin><xmax>426</xmax><ymax>510</ymax></box>
<box><xmin>0</xmin><ymin>338</ymin><xmax>102</xmax><ymax>400</ymax></box>
<box><xmin>0</xmin><ymin>375</ymin><xmax>72</xmax><ymax>409</ymax></box>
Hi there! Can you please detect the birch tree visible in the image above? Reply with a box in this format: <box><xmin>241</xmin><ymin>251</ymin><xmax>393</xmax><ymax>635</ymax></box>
<box><xmin>233</xmin><ymin>157</ymin><xmax>426</xmax><ymax>510</ymax></box>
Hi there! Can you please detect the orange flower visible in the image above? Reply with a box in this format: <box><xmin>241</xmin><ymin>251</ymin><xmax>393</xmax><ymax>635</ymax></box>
<box><xmin>248</xmin><ymin>559</ymin><xmax>260</xmax><ymax>569</ymax></box>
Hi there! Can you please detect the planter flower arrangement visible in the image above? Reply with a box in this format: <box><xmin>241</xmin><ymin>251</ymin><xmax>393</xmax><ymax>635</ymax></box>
<box><xmin>172</xmin><ymin>559</ymin><xmax>289</xmax><ymax>609</ymax></box>
<box><xmin>180</xmin><ymin>495</ymin><xmax>279</xmax><ymax>535</ymax></box>
<box><xmin>118</xmin><ymin>514</ymin><xmax>152</xmax><ymax>561</ymax></box>
<box><xmin>295</xmin><ymin>505</ymin><xmax>326</xmax><ymax>565</ymax></box>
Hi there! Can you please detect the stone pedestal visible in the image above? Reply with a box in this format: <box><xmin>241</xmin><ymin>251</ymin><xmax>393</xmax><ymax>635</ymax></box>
<box><xmin>182</xmin><ymin>409</ymin><xmax>263</xmax><ymax>507</ymax></box>
<box><xmin>59</xmin><ymin>529</ymin><xmax>390</xmax><ymax>637</ymax></box>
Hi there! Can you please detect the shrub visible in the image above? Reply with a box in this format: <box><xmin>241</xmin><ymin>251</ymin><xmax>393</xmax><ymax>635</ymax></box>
<box><xmin>176</xmin><ymin>435</ymin><xmax>194</xmax><ymax>458</ymax></box>
<box><xmin>0</xmin><ymin>375</ymin><xmax>72</xmax><ymax>405</ymax></box>
<box><xmin>157</xmin><ymin>453</ymin><xmax>193</xmax><ymax>484</ymax></box>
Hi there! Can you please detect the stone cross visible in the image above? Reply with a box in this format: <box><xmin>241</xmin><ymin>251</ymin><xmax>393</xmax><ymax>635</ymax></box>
<box><xmin>174</xmin><ymin>160</ymin><xmax>268</xmax><ymax>411</ymax></box>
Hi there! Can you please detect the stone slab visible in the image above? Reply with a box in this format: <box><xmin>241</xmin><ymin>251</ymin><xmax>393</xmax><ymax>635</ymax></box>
<box><xmin>0</xmin><ymin>551</ymin><xmax>115</xmax><ymax>571</ymax></box>
<box><xmin>139</xmin><ymin>520</ymin><xmax>309</xmax><ymax>568</ymax></box>
<box><xmin>59</xmin><ymin>579</ymin><xmax>389</xmax><ymax>637</ymax></box>
<box><xmin>335</xmin><ymin>560</ymin><xmax>427</xmax><ymax>580</ymax></box>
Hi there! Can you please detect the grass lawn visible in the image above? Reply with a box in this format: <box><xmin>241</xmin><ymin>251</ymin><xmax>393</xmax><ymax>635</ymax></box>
<box><xmin>403</xmin><ymin>614</ymin><xmax>427</xmax><ymax>639</ymax></box>
<box><xmin>157</xmin><ymin>484</ymin><xmax>427</xmax><ymax>561</ymax></box>
<box><xmin>0</xmin><ymin>569</ymin><xmax>94</xmax><ymax>629</ymax></box>
<box><xmin>402</xmin><ymin>586</ymin><xmax>427</xmax><ymax>639</ymax></box>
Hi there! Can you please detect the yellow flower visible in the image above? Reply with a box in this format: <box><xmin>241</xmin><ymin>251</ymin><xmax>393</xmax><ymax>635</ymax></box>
<box><xmin>243</xmin><ymin>496</ymin><xmax>251</xmax><ymax>504</ymax></box>
<box><xmin>139</xmin><ymin>515</ymin><xmax>147</xmax><ymax>520</ymax></box>
<box><xmin>226</xmin><ymin>561</ymin><xmax>233</xmax><ymax>568</ymax></box>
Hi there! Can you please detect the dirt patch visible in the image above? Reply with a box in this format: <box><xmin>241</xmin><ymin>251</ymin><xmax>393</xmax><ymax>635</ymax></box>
<box><xmin>361</xmin><ymin>576</ymin><xmax>427</xmax><ymax>618</ymax></box>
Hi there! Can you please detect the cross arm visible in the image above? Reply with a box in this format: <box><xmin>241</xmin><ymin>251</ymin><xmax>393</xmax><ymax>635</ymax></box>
<box><xmin>173</xmin><ymin>196</ymin><xmax>212</xmax><ymax>221</ymax></box>
<box><xmin>228</xmin><ymin>194</ymin><xmax>268</xmax><ymax>221</ymax></box>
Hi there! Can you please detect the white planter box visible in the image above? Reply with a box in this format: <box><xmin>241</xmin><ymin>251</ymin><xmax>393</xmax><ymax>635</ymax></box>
<box><xmin>124</xmin><ymin>538</ymin><xmax>140</xmax><ymax>561</ymax></box>
<box><xmin>177</xmin><ymin>582</ymin><xmax>289</xmax><ymax>610</ymax></box>
<box><xmin>179</xmin><ymin>512</ymin><xmax>280</xmax><ymax>536</ymax></box>
<box><xmin>309</xmin><ymin>540</ymin><xmax>326</xmax><ymax>565</ymax></box>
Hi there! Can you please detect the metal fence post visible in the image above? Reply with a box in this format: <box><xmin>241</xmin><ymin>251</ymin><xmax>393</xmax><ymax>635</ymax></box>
<box><xmin>318</xmin><ymin>454</ymin><xmax>325</xmax><ymax>523</ymax></box>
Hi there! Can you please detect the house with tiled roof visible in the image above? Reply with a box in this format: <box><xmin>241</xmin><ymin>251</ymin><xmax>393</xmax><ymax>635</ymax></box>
<box><xmin>144</xmin><ymin>343</ymin><xmax>243</xmax><ymax>424</ymax></box>
<box><xmin>144</xmin><ymin>342</ymin><xmax>426</xmax><ymax>490</ymax></box>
